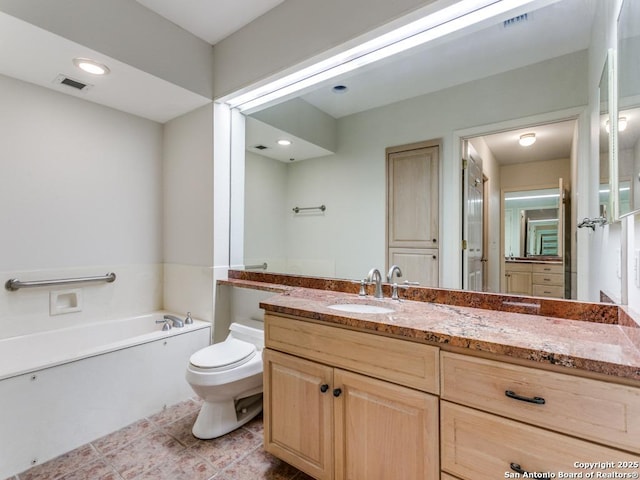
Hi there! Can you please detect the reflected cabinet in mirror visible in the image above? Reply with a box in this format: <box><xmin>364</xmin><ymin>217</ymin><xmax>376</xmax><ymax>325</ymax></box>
<box><xmin>617</xmin><ymin>0</ymin><xmax>640</xmax><ymax>218</ymax></box>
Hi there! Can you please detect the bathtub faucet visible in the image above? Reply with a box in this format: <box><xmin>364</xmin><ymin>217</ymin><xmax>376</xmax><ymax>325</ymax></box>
<box><xmin>164</xmin><ymin>314</ymin><xmax>185</xmax><ymax>328</ymax></box>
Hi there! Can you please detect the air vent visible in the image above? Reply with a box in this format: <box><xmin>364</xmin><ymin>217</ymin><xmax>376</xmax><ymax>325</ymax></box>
<box><xmin>254</xmin><ymin>145</ymin><xmax>268</xmax><ymax>150</ymax></box>
<box><xmin>53</xmin><ymin>74</ymin><xmax>92</xmax><ymax>92</ymax></box>
<box><xmin>503</xmin><ymin>13</ymin><xmax>529</xmax><ymax>28</ymax></box>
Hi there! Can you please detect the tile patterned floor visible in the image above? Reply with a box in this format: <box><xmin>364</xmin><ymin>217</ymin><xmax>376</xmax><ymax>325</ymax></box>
<box><xmin>7</xmin><ymin>398</ymin><xmax>313</xmax><ymax>480</ymax></box>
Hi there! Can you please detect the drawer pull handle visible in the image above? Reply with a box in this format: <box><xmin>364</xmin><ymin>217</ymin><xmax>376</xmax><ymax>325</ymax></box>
<box><xmin>505</xmin><ymin>390</ymin><xmax>545</xmax><ymax>405</ymax></box>
<box><xmin>333</xmin><ymin>388</ymin><xmax>342</xmax><ymax>397</ymax></box>
<box><xmin>510</xmin><ymin>463</ymin><xmax>553</xmax><ymax>478</ymax></box>
<box><xmin>320</xmin><ymin>384</ymin><xmax>329</xmax><ymax>393</ymax></box>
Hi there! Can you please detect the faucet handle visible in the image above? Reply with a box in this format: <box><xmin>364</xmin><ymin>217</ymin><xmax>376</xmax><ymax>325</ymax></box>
<box><xmin>391</xmin><ymin>282</ymin><xmax>411</xmax><ymax>301</ymax></box>
<box><xmin>185</xmin><ymin>312</ymin><xmax>193</xmax><ymax>324</ymax></box>
<box><xmin>155</xmin><ymin>318</ymin><xmax>172</xmax><ymax>331</ymax></box>
<box><xmin>403</xmin><ymin>280</ymin><xmax>420</xmax><ymax>286</ymax></box>
<box><xmin>359</xmin><ymin>279</ymin><xmax>368</xmax><ymax>296</ymax></box>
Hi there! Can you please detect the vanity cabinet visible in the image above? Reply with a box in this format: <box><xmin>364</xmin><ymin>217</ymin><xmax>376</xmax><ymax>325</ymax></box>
<box><xmin>504</xmin><ymin>262</ymin><xmax>565</xmax><ymax>298</ymax></box>
<box><xmin>263</xmin><ymin>314</ymin><xmax>440</xmax><ymax>480</ymax></box>
<box><xmin>440</xmin><ymin>352</ymin><xmax>640</xmax><ymax>479</ymax></box>
<box><xmin>504</xmin><ymin>262</ymin><xmax>532</xmax><ymax>295</ymax></box>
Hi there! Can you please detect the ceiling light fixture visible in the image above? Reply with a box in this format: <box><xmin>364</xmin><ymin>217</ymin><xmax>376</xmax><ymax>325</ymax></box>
<box><xmin>605</xmin><ymin>117</ymin><xmax>628</xmax><ymax>133</ymax></box>
<box><xmin>224</xmin><ymin>0</ymin><xmax>538</xmax><ymax>112</ymax></box>
<box><xmin>518</xmin><ymin>133</ymin><xmax>536</xmax><ymax>147</ymax></box>
<box><xmin>277</xmin><ymin>139</ymin><xmax>292</xmax><ymax>146</ymax></box>
<box><xmin>73</xmin><ymin>57</ymin><xmax>110</xmax><ymax>75</ymax></box>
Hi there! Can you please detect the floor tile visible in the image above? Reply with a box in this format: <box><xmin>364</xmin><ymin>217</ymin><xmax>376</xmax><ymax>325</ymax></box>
<box><xmin>148</xmin><ymin>399</ymin><xmax>201</xmax><ymax>428</ymax></box>
<box><xmin>213</xmin><ymin>445</ymin><xmax>299</xmax><ymax>480</ymax></box>
<box><xmin>105</xmin><ymin>431</ymin><xmax>185</xmax><ymax>480</ymax></box>
<box><xmin>58</xmin><ymin>460</ymin><xmax>120</xmax><ymax>480</ymax></box>
<box><xmin>160</xmin><ymin>410</ymin><xmax>200</xmax><ymax>447</ymax></box>
<box><xmin>190</xmin><ymin>428</ymin><xmax>262</xmax><ymax>471</ymax></box>
<box><xmin>130</xmin><ymin>449</ymin><xmax>216</xmax><ymax>480</ymax></box>
<box><xmin>241</xmin><ymin>412</ymin><xmax>264</xmax><ymax>436</ymax></box>
<box><xmin>92</xmin><ymin>419</ymin><xmax>156</xmax><ymax>455</ymax></box>
<box><xmin>19</xmin><ymin>445</ymin><xmax>100</xmax><ymax>480</ymax></box>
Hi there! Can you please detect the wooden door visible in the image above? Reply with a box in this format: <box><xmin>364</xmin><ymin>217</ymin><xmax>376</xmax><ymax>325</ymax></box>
<box><xmin>462</xmin><ymin>141</ymin><xmax>484</xmax><ymax>291</ymax></box>
<box><xmin>333</xmin><ymin>369</ymin><xmax>439</xmax><ymax>480</ymax></box>
<box><xmin>387</xmin><ymin>143</ymin><xmax>439</xmax><ymax>249</ymax></box>
<box><xmin>263</xmin><ymin>349</ymin><xmax>334</xmax><ymax>480</ymax></box>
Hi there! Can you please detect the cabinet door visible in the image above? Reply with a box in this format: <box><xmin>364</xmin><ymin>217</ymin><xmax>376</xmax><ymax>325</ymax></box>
<box><xmin>263</xmin><ymin>349</ymin><xmax>334</xmax><ymax>480</ymax></box>
<box><xmin>505</xmin><ymin>270</ymin><xmax>532</xmax><ymax>295</ymax></box>
<box><xmin>387</xmin><ymin>145</ymin><xmax>439</xmax><ymax>248</ymax></box>
<box><xmin>334</xmin><ymin>369</ymin><xmax>439</xmax><ymax>480</ymax></box>
<box><xmin>388</xmin><ymin>247</ymin><xmax>439</xmax><ymax>287</ymax></box>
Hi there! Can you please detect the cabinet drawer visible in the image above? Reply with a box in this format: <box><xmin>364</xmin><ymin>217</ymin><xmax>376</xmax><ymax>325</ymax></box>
<box><xmin>265</xmin><ymin>314</ymin><xmax>439</xmax><ymax>394</ymax></box>
<box><xmin>532</xmin><ymin>263</ymin><xmax>563</xmax><ymax>274</ymax></box>
<box><xmin>441</xmin><ymin>402</ymin><xmax>640</xmax><ymax>480</ymax></box>
<box><xmin>504</xmin><ymin>262</ymin><xmax>532</xmax><ymax>272</ymax></box>
<box><xmin>532</xmin><ymin>272</ymin><xmax>563</xmax><ymax>286</ymax></box>
<box><xmin>532</xmin><ymin>284</ymin><xmax>564</xmax><ymax>298</ymax></box>
<box><xmin>441</xmin><ymin>352</ymin><xmax>640</xmax><ymax>453</ymax></box>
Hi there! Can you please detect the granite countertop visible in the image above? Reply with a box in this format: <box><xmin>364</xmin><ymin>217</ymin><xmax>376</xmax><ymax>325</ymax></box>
<box><xmin>257</xmin><ymin>286</ymin><xmax>640</xmax><ymax>383</ymax></box>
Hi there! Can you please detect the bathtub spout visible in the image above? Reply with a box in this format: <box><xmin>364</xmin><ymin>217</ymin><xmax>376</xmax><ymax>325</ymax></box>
<box><xmin>164</xmin><ymin>314</ymin><xmax>184</xmax><ymax>328</ymax></box>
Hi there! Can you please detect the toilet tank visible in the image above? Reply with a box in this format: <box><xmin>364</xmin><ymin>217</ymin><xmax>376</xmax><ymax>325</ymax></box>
<box><xmin>229</xmin><ymin>320</ymin><xmax>265</xmax><ymax>349</ymax></box>
<box><xmin>213</xmin><ymin>285</ymin><xmax>274</xmax><ymax>343</ymax></box>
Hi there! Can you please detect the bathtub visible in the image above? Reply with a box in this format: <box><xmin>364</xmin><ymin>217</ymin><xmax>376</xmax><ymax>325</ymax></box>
<box><xmin>0</xmin><ymin>312</ymin><xmax>211</xmax><ymax>478</ymax></box>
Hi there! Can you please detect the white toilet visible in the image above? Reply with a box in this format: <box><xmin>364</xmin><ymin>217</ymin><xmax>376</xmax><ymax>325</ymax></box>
<box><xmin>185</xmin><ymin>319</ymin><xmax>264</xmax><ymax>439</ymax></box>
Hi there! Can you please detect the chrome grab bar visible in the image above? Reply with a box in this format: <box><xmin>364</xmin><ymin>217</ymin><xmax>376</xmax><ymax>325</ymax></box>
<box><xmin>292</xmin><ymin>205</ymin><xmax>326</xmax><ymax>213</ymax></box>
<box><xmin>5</xmin><ymin>272</ymin><xmax>116</xmax><ymax>291</ymax></box>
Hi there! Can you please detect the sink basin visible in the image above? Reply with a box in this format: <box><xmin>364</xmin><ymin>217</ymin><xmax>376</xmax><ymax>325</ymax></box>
<box><xmin>327</xmin><ymin>303</ymin><xmax>394</xmax><ymax>314</ymax></box>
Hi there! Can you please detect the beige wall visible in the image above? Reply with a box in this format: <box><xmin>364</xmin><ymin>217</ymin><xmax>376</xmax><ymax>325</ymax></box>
<box><xmin>500</xmin><ymin>158</ymin><xmax>571</xmax><ymax>191</ymax></box>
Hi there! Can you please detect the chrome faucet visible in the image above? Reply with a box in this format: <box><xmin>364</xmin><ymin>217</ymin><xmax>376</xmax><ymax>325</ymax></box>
<box><xmin>387</xmin><ymin>265</ymin><xmax>403</xmax><ymax>283</ymax></box>
<box><xmin>164</xmin><ymin>314</ymin><xmax>184</xmax><ymax>328</ymax></box>
<box><xmin>366</xmin><ymin>268</ymin><xmax>383</xmax><ymax>299</ymax></box>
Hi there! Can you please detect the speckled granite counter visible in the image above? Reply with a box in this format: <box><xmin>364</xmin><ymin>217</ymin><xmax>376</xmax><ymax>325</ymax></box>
<box><xmin>221</xmin><ymin>271</ymin><xmax>640</xmax><ymax>383</ymax></box>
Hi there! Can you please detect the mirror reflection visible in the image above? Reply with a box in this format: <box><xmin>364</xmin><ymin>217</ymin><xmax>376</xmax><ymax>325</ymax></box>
<box><xmin>242</xmin><ymin>0</ymin><xmax>595</xmax><ymax>301</ymax></box>
<box><xmin>504</xmin><ymin>188</ymin><xmax>561</xmax><ymax>259</ymax></box>
<box><xmin>617</xmin><ymin>0</ymin><xmax>640</xmax><ymax>218</ymax></box>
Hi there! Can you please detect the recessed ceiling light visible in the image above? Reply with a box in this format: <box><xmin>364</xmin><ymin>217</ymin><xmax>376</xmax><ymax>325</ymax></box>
<box><xmin>518</xmin><ymin>133</ymin><xmax>536</xmax><ymax>147</ymax></box>
<box><xmin>277</xmin><ymin>139</ymin><xmax>292</xmax><ymax>146</ymax></box>
<box><xmin>332</xmin><ymin>85</ymin><xmax>348</xmax><ymax>93</ymax></box>
<box><xmin>73</xmin><ymin>57</ymin><xmax>110</xmax><ymax>75</ymax></box>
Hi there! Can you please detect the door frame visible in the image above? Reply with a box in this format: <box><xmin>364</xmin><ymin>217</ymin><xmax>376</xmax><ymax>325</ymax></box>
<box><xmin>452</xmin><ymin>106</ymin><xmax>584</xmax><ymax>295</ymax></box>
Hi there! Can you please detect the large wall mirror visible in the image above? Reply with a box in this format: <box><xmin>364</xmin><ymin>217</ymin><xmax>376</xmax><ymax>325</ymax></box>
<box><xmin>240</xmin><ymin>0</ymin><xmax>601</xmax><ymax>300</ymax></box>
<box><xmin>616</xmin><ymin>0</ymin><xmax>640</xmax><ymax>218</ymax></box>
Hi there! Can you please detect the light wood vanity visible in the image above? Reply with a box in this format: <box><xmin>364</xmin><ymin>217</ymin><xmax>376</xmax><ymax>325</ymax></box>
<box><xmin>256</xmin><ymin>285</ymin><xmax>640</xmax><ymax>480</ymax></box>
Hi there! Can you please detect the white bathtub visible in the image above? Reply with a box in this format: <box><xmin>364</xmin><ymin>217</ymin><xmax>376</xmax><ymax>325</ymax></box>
<box><xmin>0</xmin><ymin>312</ymin><xmax>211</xmax><ymax>478</ymax></box>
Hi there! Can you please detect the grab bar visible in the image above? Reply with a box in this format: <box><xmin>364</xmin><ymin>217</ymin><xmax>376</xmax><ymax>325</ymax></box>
<box><xmin>245</xmin><ymin>263</ymin><xmax>268</xmax><ymax>270</ymax></box>
<box><xmin>293</xmin><ymin>204</ymin><xmax>326</xmax><ymax>213</ymax></box>
<box><xmin>5</xmin><ymin>272</ymin><xmax>116</xmax><ymax>291</ymax></box>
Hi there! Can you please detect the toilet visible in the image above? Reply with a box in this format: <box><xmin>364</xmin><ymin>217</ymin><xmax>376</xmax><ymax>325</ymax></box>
<box><xmin>185</xmin><ymin>319</ymin><xmax>264</xmax><ymax>439</ymax></box>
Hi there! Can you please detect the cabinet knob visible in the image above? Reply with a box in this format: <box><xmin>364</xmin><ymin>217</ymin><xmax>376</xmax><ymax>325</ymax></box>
<box><xmin>432</xmin><ymin>238</ymin><xmax>437</xmax><ymax>243</ymax></box>
<box><xmin>333</xmin><ymin>388</ymin><xmax>342</xmax><ymax>397</ymax></box>
<box><xmin>320</xmin><ymin>384</ymin><xmax>329</xmax><ymax>393</ymax></box>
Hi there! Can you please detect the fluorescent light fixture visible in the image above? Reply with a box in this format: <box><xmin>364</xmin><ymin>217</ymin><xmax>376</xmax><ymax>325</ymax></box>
<box><xmin>277</xmin><ymin>139</ymin><xmax>292</xmax><ymax>146</ymax></box>
<box><xmin>73</xmin><ymin>57</ymin><xmax>110</xmax><ymax>75</ymax></box>
<box><xmin>518</xmin><ymin>133</ymin><xmax>536</xmax><ymax>147</ymax></box>
<box><xmin>225</xmin><ymin>0</ymin><xmax>538</xmax><ymax>111</ymax></box>
<box><xmin>505</xmin><ymin>193</ymin><xmax>559</xmax><ymax>201</ymax></box>
<box><xmin>528</xmin><ymin>218</ymin><xmax>558</xmax><ymax>223</ymax></box>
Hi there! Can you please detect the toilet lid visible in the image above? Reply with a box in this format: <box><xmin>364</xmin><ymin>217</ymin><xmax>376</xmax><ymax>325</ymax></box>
<box><xmin>189</xmin><ymin>338</ymin><xmax>257</xmax><ymax>370</ymax></box>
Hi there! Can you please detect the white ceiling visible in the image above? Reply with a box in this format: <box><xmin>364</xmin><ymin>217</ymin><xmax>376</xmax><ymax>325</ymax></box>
<box><xmin>247</xmin><ymin>0</ymin><xmax>595</xmax><ymax>163</ymax></box>
<box><xmin>136</xmin><ymin>0</ymin><xmax>285</xmax><ymax>45</ymax></box>
<box><xmin>0</xmin><ymin>12</ymin><xmax>212</xmax><ymax>123</ymax></box>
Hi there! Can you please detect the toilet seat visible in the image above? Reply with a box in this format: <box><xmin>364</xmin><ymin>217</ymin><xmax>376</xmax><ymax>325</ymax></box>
<box><xmin>189</xmin><ymin>338</ymin><xmax>257</xmax><ymax>371</ymax></box>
